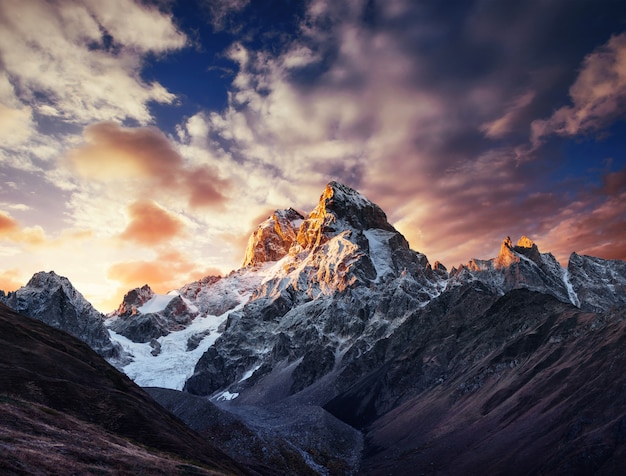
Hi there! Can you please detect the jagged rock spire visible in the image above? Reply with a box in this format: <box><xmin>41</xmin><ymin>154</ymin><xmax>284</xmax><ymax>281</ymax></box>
<box><xmin>115</xmin><ymin>284</ymin><xmax>154</xmax><ymax>316</ymax></box>
<box><xmin>243</xmin><ymin>208</ymin><xmax>304</xmax><ymax>267</ymax></box>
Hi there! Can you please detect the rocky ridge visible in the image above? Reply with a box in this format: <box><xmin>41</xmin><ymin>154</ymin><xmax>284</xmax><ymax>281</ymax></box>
<box><xmin>4</xmin><ymin>181</ymin><xmax>626</xmax><ymax>474</ymax></box>
<box><xmin>107</xmin><ymin>284</ymin><xmax>199</xmax><ymax>344</ymax></box>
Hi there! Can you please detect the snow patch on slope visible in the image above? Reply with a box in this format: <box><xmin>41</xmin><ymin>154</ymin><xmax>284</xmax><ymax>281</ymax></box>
<box><xmin>364</xmin><ymin>229</ymin><xmax>396</xmax><ymax>282</ymax></box>
<box><xmin>137</xmin><ymin>292</ymin><xmax>178</xmax><ymax>314</ymax></box>
<box><xmin>109</xmin><ymin>301</ymin><xmax>246</xmax><ymax>390</ymax></box>
<box><xmin>561</xmin><ymin>266</ymin><xmax>580</xmax><ymax>307</ymax></box>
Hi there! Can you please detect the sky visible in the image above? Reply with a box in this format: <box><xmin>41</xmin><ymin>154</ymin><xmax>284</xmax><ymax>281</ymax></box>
<box><xmin>1</xmin><ymin>0</ymin><xmax>626</xmax><ymax>312</ymax></box>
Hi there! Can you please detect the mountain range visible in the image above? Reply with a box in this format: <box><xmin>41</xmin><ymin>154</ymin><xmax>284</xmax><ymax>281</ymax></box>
<box><xmin>2</xmin><ymin>181</ymin><xmax>626</xmax><ymax>475</ymax></box>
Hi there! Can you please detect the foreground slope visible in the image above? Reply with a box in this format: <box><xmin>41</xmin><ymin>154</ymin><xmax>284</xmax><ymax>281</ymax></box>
<box><xmin>0</xmin><ymin>303</ymin><xmax>248</xmax><ymax>475</ymax></box>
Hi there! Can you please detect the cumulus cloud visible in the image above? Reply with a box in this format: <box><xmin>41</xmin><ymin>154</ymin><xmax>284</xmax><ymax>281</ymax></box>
<box><xmin>0</xmin><ymin>0</ymin><xmax>186</xmax><ymax>125</ymax></box>
<box><xmin>65</xmin><ymin>122</ymin><xmax>229</xmax><ymax>209</ymax></box>
<box><xmin>0</xmin><ymin>74</ymin><xmax>34</xmax><ymax>148</ymax></box>
<box><xmin>185</xmin><ymin>0</ymin><xmax>546</xmax><ymax>265</ymax></box>
<box><xmin>119</xmin><ymin>199</ymin><xmax>186</xmax><ymax>246</ymax></box>
<box><xmin>182</xmin><ymin>0</ymin><xmax>626</xmax><ymax>268</ymax></box>
<box><xmin>531</xmin><ymin>33</ymin><xmax>626</xmax><ymax>145</ymax></box>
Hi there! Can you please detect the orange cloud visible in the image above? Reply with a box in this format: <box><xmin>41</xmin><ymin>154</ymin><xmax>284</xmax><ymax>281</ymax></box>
<box><xmin>541</xmin><ymin>192</ymin><xmax>626</xmax><ymax>264</ymax></box>
<box><xmin>66</xmin><ymin>122</ymin><xmax>230</xmax><ymax>208</ymax></box>
<box><xmin>0</xmin><ymin>269</ymin><xmax>23</xmax><ymax>292</ymax></box>
<box><xmin>119</xmin><ymin>199</ymin><xmax>186</xmax><ymax>246</ymax></box>
<box><xmin>0</xmin><ymin>211</ymin><xmax>19</xmax><ymax>234</ymax></box>
<box><xmin>107</xmin><ymin>250</ymin><xmax>221</xmax><ymax>305</ymax></box>
<box><xmin>0</xmin><ymin>210</ymin><xmax>45</xmax><ymax>246</ymax></box>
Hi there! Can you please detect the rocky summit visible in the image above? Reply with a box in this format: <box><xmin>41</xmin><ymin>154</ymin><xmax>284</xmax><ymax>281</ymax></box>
<box><xmin>0</xmin><ymin>271</ymin><xmax>122</xmax><ymax>360</ymax></box>
<box><xmin>3</xmin><ymin>181</ymin><xmax>626</xmax><ymax>475</ymax></box>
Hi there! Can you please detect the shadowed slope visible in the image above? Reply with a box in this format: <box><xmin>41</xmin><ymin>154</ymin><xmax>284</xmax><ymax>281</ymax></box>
<box><xmin>326</xmin><ymin>290</ymin><xmax>626</xmax><ymax>475</ymax></box>
<box><xmin>0</xmin><ymin>303</ymin><xmax>248</xmax><ymax>475</ymax></box>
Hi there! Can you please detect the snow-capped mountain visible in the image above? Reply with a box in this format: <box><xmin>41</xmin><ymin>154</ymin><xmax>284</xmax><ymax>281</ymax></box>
<box><xmin>4</xmin><ymin>181</ymin><xmax>626</xmax><ymax>474</ymax></box>
<box><xmin>94</xmin><ymin>182</ymin><xmax>626</xmax><ymax>405</ymax></box>
<box><xmin>0</xmin><ymin>271</ymin><xmax>122</xmax><ymax>360</ymax></box>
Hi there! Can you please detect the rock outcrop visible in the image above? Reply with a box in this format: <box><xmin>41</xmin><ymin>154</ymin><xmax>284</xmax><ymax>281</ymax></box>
<box><xmin>107</xmin><ymin>289</ymin><xmax>199</xmax><ymax>343</ymax></box>
<box><xmin>242</xmin><ymin>208</ymin><xmax>303</xmax><ymax>267</ymax></box>
<box><xmin>114</xmin><ymin>284</ymin><xmax>154</xmax><ymax>316</ymax></box>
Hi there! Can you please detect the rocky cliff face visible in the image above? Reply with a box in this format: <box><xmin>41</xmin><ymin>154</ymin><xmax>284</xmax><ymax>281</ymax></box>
<box><xmin>242</xmin><ymin>208</ymin><xmax>304</xmax><ymax>267</ymax></box>
<box><xmin>0</xmin><ymin>271</ymin><xmax>121</xmax><ymax>360</ymax></box>
<box><xmin>567</xmin><ymin>252</ymin><xmax>626</xmax><ymax>312</ymax></box>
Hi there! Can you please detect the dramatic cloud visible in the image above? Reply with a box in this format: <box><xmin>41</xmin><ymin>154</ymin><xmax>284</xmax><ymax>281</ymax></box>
<box><xmin>66</xmin><ymin>122</ymin><xmax>229</xmax><ymax>209</ymax></box>
<box><xmin>531</xmin><ymin>32</ymin><xmax>626</xmax><ymax>145</ymax></box>
<box><xmin>186</xmin><ymin>0</ymin><xmax>626</xmax><ymax>267</ymax></box>
<box><xmin>119</xmin><ymin>200</ymin><xmax>186</xmax><ymax>246</ymax></box>
<box><xmin>1</xmin><ymin>0</ymin><xmax>625</xmax><ymax>308</ymax></box>
<box><xmin>0</xmin><ymin>0</ymin><xmax>185</xmax><ymax>126</ymax></box>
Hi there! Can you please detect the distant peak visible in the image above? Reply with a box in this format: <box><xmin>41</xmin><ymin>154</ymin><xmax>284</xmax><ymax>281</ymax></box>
<box><xmin>496</xmin><ymin>235</ymin><xmax>542</xmax><ymax>267</ymax></box>
<box><xmin>114</xmin><ymin>284</ymin><xmax>155</xmax><ymax>316</ymax></box>
<box><xmin>27</xmin><ymin>270</ymin><xmax>70</xmax><ymax>289</ymax></box>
